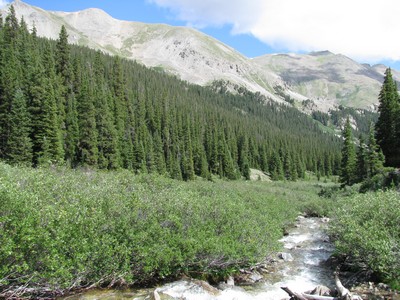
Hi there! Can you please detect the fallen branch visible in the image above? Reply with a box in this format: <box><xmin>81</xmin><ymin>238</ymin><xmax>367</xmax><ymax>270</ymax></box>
<box><xmin>301</xmin><ymin>294</ymin><xmax>338</xmax><ymax>300</ymax></box>
<box><xmin>281</xmin><ymin>287</ymin><xmax>308</xmax><ymax>300</ymax></box>
<box><xmin>334</xmin><ymin>271</ymin><xmax>362</xmax><ymax>300</ymax></box>
<box><xmin>281</xmin><ymin>272</ymin><xmax>362</xmax><ymax>300</ymax></box>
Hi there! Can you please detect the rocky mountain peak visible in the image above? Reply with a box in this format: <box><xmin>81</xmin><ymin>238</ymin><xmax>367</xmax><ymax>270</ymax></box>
<box><xmin>309</xmin><ymin>50</ymin><xmax>334</xmax><ymax>56</ymax></box>
<box><xmin>2</xmin><ymin>1</ymin><xmax>399</xmax><ymax>111</ymax></box>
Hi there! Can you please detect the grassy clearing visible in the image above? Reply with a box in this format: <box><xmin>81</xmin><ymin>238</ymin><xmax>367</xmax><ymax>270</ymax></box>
<box><xmin>330</xmin><ymin>190</ymin><xmax>400</xmax><ymax>288</ymax></box>
<box><xmin>0</xmin><ymin>163</ymin><xmax>331</xmax><ymax>296</ymax></box>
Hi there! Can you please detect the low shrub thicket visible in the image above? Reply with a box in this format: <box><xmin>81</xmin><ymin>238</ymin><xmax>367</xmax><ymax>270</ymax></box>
<box><xmin>331</xmin><ymin>190</ymin><xmax>400</xmax><ymax>287</ymax></box>
<box><xmin>0</xmin><ymin>163</ymin><xmax>324</xmax><ymax>295</ymax></box>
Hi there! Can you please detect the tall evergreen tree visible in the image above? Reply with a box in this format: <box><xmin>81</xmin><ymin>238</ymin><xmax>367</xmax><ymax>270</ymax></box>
<box><xmin>93</xmin><ymin>53</ymin><xmax>120</xmax><ymax>169</ymax></box>
<box><xmin>55</xmin><ymin>25</ymin><xmax>71</xmax><ymax>81</ymax></box>
<box><xmin>340</xmin><ymin>118</ymin><xmax>357</xmax><ymax>186</ymax></box>
<box><xmin>367</xmin><ymin>123</ymin><xmax>384</xmax><ymax>177</ymax></box>
<box><xmin>55</xmin><ymin>25</ymin><xmax>72</xmax><ymax>150</ymax></box>
<box><xmin>77</xmin><ymin>77</ymin><xmax>98</xmax><ymax>166</ymax></box>
<box><xmin>29</xmin><ymin>47</ymin><xmax>63</xmax><ymax>165</ymax></box>
<box><xmin>375</xmin><ymin>68</ymin><xmax>400</xmax><ymax>167</ymax></box>
<box><xmin>0</xmin><ymin>8</ymin><xmax>21</xmax><ymax>158</ymax></box>
<box><xmin>356</xmin><ymin>135</ymin><xmax>369</xmax><ymax>182</ymax></box>
<box><xmin>6</xmin><ymin>89</ymin><xmax>32</xmax><ymax>164</ymax></box>
<box><xmin>269</xmin><ymin>150</ymin><xmax>284</xmax><ymax>181</ymax></box>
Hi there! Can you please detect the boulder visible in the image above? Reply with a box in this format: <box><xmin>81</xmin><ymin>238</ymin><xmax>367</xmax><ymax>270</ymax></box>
<box><xmin>226</xmin><ymin>276</ymin><xmax>235</xmax><ymax>286</ymax></box>
<box><xmin>235</xmin><ymin>270</ymin><xmax>263</xmax><ymax>285</ymax></box>
<box><xmin>279</xmin><ymin>252</ymin><xmax>294</xmax><ymax>261</ymax></box>
<box><xmin>249</xmin><ymin>272</ymin><xmax>263</xmax><ymax>282</ymax></box>
<box><xmin>191</xmin><ymin>279</ymin><xmax>221</xmax><ymax>296</ymax></box>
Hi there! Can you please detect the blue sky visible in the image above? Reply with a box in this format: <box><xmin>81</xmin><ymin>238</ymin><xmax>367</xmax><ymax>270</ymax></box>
<box><xmin>4</xmin><ymin>0</ymin><xmax>400</xmax><ymax>70</ymax></box>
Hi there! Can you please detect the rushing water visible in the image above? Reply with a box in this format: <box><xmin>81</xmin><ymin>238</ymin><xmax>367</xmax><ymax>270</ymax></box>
<box><xmin>62</xmin><ymin>217</ymin><xmax>335</xmax><ymax>300</ymax></box>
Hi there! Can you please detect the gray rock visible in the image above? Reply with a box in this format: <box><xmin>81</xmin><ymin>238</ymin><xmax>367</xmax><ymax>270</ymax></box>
<box><xmin>249</xmin><ymin>272</ymin><xmax>263</xmax><ymax>283</ymax></box>
<box><xmin>278</xmin><ymin>252</ymin><xmax>294</xmax><ymax>261</ymax></box>
<box><xmin>226</xmin><ymin>276</ymin><xmax>235</xmax><ymax>286</ymax></box>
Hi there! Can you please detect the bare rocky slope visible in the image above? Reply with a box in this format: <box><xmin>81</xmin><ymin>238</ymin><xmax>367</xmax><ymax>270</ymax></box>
<box><xmin>3</xmin><ymin>0</ymin><xmax>399</xmax><ymax>111</ymax></box>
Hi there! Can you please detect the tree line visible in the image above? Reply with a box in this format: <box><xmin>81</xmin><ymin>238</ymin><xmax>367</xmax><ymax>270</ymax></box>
<box><xmin>0</xmin><ymin>6</ymin><xmax>342</xmax><ymax>180</ymax></box>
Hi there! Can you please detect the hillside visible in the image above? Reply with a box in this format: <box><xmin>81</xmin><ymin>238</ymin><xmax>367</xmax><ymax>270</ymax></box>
<box><xmin>0</xmin><ymin>7</ymin><xmax>342</xmax><ymax>180</ymax></box>
<box><xmin>3</xmin><ymin>0</ymin><xmax>399</xmax><ymax>111</ymax></box>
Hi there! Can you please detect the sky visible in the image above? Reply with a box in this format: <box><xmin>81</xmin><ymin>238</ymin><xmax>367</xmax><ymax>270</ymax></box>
<box><xmin>1</xmin><ymin>0</ymin><xmax>400</xmax><ymax>70</ymax></box>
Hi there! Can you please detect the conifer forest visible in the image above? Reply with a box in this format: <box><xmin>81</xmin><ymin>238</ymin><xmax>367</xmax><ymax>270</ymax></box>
<box><xmin>0</xmin><ymin>8</ymin><xmax>342</xmax><ymax>180</ymax></box>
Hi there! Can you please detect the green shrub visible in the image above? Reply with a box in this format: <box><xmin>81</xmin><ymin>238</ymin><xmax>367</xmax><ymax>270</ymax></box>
<box><xmin>331</xmin><ymin>190</ymin><xmax>400</xmax><ymax>286</ymax></box>
<box><xmin>0</xmin><ymin>163</ymin><xmax>322</xmax><ymax>295</ymax></box>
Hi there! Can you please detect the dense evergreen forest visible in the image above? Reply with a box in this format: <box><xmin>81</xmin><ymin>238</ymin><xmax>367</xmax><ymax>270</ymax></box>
<box><xmin>0</xmin><ymin>6</ymin><xmax>342</xmax><ymax>180</ymax></box>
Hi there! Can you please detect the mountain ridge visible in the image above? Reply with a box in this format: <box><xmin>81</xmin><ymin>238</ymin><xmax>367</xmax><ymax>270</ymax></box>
<box><xmin>3</xmin><ymin>1</ymin><xmax>399</xmax><ymax>111</ymax></box>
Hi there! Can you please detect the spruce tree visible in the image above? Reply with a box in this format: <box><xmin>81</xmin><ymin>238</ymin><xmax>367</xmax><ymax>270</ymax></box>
<box><xmin>56</xmin><ymin>25</ymin><xmax>79</xmax><ymax>164</ymax></box>
<box><xmin>29</xmin><ymin>47</ymin><xmax>63</xmax><ymax>166</ymax></box>
<box><xmin>356</xmin><ymin>135</ymin><xmax>368</xmax><ymax>182</ymax></box>
<box><xmin>375</xmin><ymin>68</ymin><xmax>400</xmax><ymax>167</ymax></box>
<box><xmin>93</xmin><ymin>53</ymin><xmax>120</xmax><ymax>169</ymax></box>
<box><xmin>6</xmin><ymin>89</ymin><xmax>32</xmax><ymax>165</ymax></box>
<box><xmin>77</xmin><ymin>77</ymin><xmax>98</xmax><ymax>166</ymax></box>
<box><xmin>64</xmin><ymin>57</ymin><xmax>80</xmax><ymax>166</ymax></box>
<box><xmin>340</xmin><ymin>118</ymin><xmax>357</xmax><ymax>186</ymax></box>
<box><xmin>269</xmin><ymin>150</ymin><xmax>284</xmax><ymax>181</ymax></box>
<box><xmin>153</xmin><ymin>131</ymin><xmax>167</xmax><ymax>175</ymax></box>
<box><xmin>367</xmin><ymin>123</ymin><xmax>384</xmax><ymax>177</ymax></box>
<box><xmin>55</xmin><ymin>25</ymin><xmax>71</xmax><ymax>81</ymax></box>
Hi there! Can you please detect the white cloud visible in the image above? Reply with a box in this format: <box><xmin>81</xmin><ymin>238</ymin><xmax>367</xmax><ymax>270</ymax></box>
<box><xmin>0</xmin><ymin>0</ymin><xmax>9</xmax><ymax>9</ymax></box>
<box><xmin>149</xmin><ymin>0</ymin><xmax>400</xmax><ymax>63</ymax></box>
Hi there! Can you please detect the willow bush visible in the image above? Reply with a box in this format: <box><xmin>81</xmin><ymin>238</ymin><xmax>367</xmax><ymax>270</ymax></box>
<box><xmin>0</xmin><ymin>162</ymin><xmax>325</xmax><ymax>295</ymax></box>
<box><xmin>331</xmin><ymin>190</ymin><xmax>400</xmax><ymax>287</ymax></box>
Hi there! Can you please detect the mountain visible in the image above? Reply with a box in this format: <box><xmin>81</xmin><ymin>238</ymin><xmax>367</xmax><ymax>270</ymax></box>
<box><xmin>2</xmin><ymin>0</ymin><xmax>399</xmax><ymax>111</ymax></box>
<box><xmin>254</xmin><ymin>51</ymin><xmax>391</xmax><ymax>110</ymax></box>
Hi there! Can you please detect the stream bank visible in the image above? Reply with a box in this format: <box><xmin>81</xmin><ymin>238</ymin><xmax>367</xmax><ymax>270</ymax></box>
<box><xmin>62</xmin><ymin>217</ymin><xmax>336</xmax><ymax>300</ymax></box>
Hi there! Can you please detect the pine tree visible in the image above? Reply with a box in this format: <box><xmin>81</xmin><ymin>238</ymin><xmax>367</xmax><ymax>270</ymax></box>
<box><xmin>93</xmin><ymin>53</ymin><xmax>120</xmax><ymax>169</ymax></box>
<box><xmin>6</xmin><ymin>89</ymin><xmax>32</xmax><ymax>164</ymax></box>
<box><xmin>356</xmin><ymin>135</ymin><xmax>368</xmax><ymax>182</ymax></box>
<box><xmin>29</xmin><ymin>47</ymin><xmax>63</xmax><ymax>166</ymax></box>
<box><xmin>111</xmin><ymin>57</ymin><xmax>127</xmax><ymax>164</ymax></box>
<box><xmin>55</xmin><ymin>25</ymin><xmax>71</xmax><ymax>81</ymax></box>
<box><xmin>181</xmin><ymin>123</ymin><xmax>195</xmax><ymax>181</ymax></box>
<box><xmin>0</xmin><ymin>8</ymin><xmax>21</xmax><ymax>158</ymax></box>
<box><xmin>77</xmin><ymin>77</ymin><xmax>98</xmax><ymax>166</ymax></box>
<box><xmin>153</xmin><ymin>131</ymin><xmax>167</xmax><ymax>175</ymax></box>
<box><xmin>367</xmin><ymin>123</ymin><xmax>384</xmax><ymax>177</ymax></box>
<box><xmin>375</xmin><ymin>68</ymin><xmax>400</xmax><ymax>167</ymax></box>
<box><xmin>41</xmin><ymin>45</ymin><xmax>64</xmax><ymax>161</ymax></box>
<box><xmin>340</xmin><ymin>118</ymin><xmax>357</xmax><ymax>186</ymax></box>
<box><xmin>269</xmin><ymin>150</ymin><xmax>284</xmax><ymax>181</ymax></box>
<box><xmin>238</xmin><ymin>136</ymin><xmax>250</xmax><ymax>179</ymax></box>
<box><xmin>56</xmin><ymin>25</ymin><xmax>79</xmax><ymax>164</ymax></box>
<box><xmin>64</xmin><ymin>91</ymin><xmax>79</xmax><ymax>166</ymax></box>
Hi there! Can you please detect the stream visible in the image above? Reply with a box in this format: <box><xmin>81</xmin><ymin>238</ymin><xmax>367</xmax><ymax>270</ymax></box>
<box><xmin>62</xmin><ymin>217</ymin><xmax>335</xmax><ymax>300</ymax></box>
